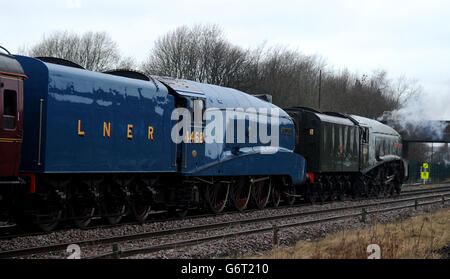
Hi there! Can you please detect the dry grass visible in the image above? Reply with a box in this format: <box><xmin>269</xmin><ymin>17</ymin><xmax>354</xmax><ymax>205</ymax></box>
<box><xmin>257</xmin><ymin>208</ymin><xmax>449</xmax><ymax>259</ymax></box>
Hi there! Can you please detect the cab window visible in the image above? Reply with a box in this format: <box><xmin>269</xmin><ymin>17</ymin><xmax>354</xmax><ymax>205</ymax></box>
<box><xmin>192</xmin><ymin>99</ymin><xmax>205</xmax><ymax>124</ymax></box>
<box><xmin>361</xmin><ymin>127</ymin><xmax>369</xmax><ymax>143</ymax></box>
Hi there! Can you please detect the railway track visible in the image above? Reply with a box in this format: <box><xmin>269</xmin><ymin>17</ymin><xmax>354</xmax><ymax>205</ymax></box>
<box><xmin>0</xmin><ymin>187</ymin><xmax>448</xmax><ymax>259</ymax></box>
<box><xmin>91</xmin><ymin>192</ymin><xmax>450</xmax><ymax>259</ymax></box>
<box><xmin>400</xmin><ymin>185</ymin><xmax>450</xmax><ymax>195</ymax></box>
<box><xmin>2</xmin><ymin>184</ymin><xmax>449</xmax><ymax>242</ymax></box>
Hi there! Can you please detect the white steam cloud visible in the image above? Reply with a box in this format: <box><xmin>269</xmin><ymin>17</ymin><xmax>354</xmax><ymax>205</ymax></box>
<box><xmin>380</xmin><ymin>92</ymin><xmax>450</xmax><ymax>141</ymax></box>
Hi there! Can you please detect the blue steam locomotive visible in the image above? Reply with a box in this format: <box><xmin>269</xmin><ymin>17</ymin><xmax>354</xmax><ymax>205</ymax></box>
<box><xmin>1</xmin><ymin>54</ymin><xmax>306</xmax><ymax>230</ymax></box>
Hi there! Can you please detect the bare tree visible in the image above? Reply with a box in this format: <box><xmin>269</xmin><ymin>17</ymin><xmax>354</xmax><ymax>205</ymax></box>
<box><xmin>242</xmin><ymin>47</ymin><xmax>323</xmax><ymax>108</ymax></box>
<box><xmin>389</xmin><ymin>75</ymin><xmax>423</xmax><ymax>106</ymax></box>
<box><xmin>141</xmin><ymin>24</ymin><xmax>248</xmax><ymax>87</ymax></box>
<box><xmin>116</xmin><ymin>56</ymin><xmax>138</xmax><ymax>70</ymax></box>
<box><xmin>142</xmin><ymin>24</ymin><xmax>421</xmax><ymax>119</ymax></box>
<box><xmin>18</xmin><ymin>25</ymin><xmax>421</xmax><ymax>119</ymax></box>
<box><xmin>24</xmin><ymin>31</ymin><xmax>122</xmax><ymax>71</ymax></box>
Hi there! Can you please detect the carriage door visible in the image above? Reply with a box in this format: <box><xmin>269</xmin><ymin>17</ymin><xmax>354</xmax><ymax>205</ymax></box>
<box><xmin>0</xmin><ymin>76</ymin><xmax>23</xmax><ymax>176</ymax></box>
<box><xmin>182</xmin><ymin>98</ymin><xmax>206</xmax><ymax>171</ymax></box>
<box><xmin>359</xmin><ymin>126</ymin><xmax>370</xmax><ymax>171</ymax></box>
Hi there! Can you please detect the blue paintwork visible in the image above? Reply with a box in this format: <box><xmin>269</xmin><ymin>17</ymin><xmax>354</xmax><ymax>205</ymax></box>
<box><xmin>14</xmin><ymin>55</ymin><xmax>306</xmax><ymax>186</ymax></box>
<box><xmin>16</xmin><ymin>55</ymin><xmax>176</xmax><ymax>173</ymax></box>
<box><xmin>163</xmin><ymin>80</ymin><xmax>307</xmax><ymax>186</ymax></box>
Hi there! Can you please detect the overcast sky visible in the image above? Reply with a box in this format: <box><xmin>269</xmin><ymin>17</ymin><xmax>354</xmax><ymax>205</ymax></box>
<box><xmin>4</xmin><ymin>0</ymin><xmax>450</xmax><ymax>119</ymax></box>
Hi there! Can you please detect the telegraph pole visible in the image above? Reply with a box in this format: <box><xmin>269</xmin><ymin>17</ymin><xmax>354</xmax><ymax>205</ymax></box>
<box><xmin>318</xmin><ymin>69</ymin><xmax>322</xmax><ymax>110</ymax></box>
<box><xmin>431</xmin><ymin>142</ymin><xmax>434</xmax><ymax>183</ymax></box>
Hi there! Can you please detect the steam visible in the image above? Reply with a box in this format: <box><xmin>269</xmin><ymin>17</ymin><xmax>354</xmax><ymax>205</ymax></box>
<box><xmin>379</xmin><ymin>94</ymin><xmax>449</xmax><ymax>141</ymax></box>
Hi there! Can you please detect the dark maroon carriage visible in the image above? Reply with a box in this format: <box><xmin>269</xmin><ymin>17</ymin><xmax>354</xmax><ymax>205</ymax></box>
<box><xmin>0</xmin><ymin>46</ymin><xmax>26</xmax><ymax>226</ymax></box>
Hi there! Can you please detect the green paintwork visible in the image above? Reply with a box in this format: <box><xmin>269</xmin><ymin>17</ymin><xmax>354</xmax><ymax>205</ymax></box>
<box><xmin>286</xmin><ymin>108</ymin><xmax>403</xmax><ymax>175</ymax></box>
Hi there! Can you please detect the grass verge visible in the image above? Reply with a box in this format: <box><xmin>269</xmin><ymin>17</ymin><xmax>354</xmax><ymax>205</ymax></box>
<box><xmin>257</xmin><ymin>208</ymin><xmax>449</xmax><ymax>259</ymax></box>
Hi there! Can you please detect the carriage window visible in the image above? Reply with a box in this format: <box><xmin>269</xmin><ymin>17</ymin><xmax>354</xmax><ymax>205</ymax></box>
<box><xmin>3</xmin><ymin>90</ymin><xmax>17</xmax><ymax>129</ymax></box>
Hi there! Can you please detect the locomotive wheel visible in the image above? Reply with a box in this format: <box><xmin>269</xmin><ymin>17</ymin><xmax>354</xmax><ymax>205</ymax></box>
<box><xmin>376</xmin><ymin>184</ymin><xmax>384</xmax><ymax>198</ymax></box>
<box><xmin>376</xmin><ymin>169</ymin><xmax>386</xmax><ymax>198</ymax></box>
<box><xmin>37</xmin><ymin>209</ymin><xmax>63</xmax><ymax>232</ymax></box>
<box><xmin>35</xmin><ymin>185</ymin><xmax>65</xmax><ymax>232</ymax></box>
<box><xmin>380</xmin><ymin>182</ymin><xmax>389</xmax><ymax>197</ymax></box>
<box><xmin>131</xmin><ymin>202</ymin><xmax>151</xmax><ymax>223</ymax></box>
<box><xmin>177</xmin><ymin>209</ymin><xmax>189</xmax><ymax>217</ymax></box>
<box><xmin>318</xmin><ymin>191</ymin><xmax>327</xmax><ymax>203</ymax></box>
<box><xmin>336</xmin><ymin>181</ymin><xmax>346</xmax><ymax>201</ymax></box>
<box><xmin>384</xmin><ymin>181</ymin><xmax>393</xmax><ymax>197</ymax></box>
<box><xmin>387</xmin><ymin>182</ymin><xmax>396</xmax><ymax>197</ymax></box>
<box><xmin>369</xmin><ymin>183</ymin><xmax>382</xmax><ymax>198</ymax></box>
<box><xmin>356</xmin><ymin>179</ymin><xmax>368</xmax><ymax>198</ymax></box>
<box><xmin>71</xmin><ymin>185</ymin><xmax>96</xmax><ymax>228</ymax></box>
<box><xmin>105</xmin><ymin>205</ymin><xmax>126</xmax><ymax>225</ymax></box>
<box><xmin>318</xmin><ymin>181</ymin><xmax>331</xmax><ymax>203</ymax></box>
<box><xmin>169</xmin><ymin>207</ymin><xmax>189</xmax><ymax>218</ymax></box>
<box><xmin>73</xmin><ymin>207</ymin><xmax>95</xmax><ymax>229</ymax></box>
<box><xmin>284</xmin><ymin>187</ymin><xmax>296</xmax><ymax>206</ymax></box>
<box><xmin>343</xmin><ymin>180</ymin><xmax>352</xmax><ymax>200</ymax></box>
<box><xmin>130</xmin><ymin>183</ymin><xmax>152</xmax><ymax>223</ymax></box>
<box><xmin>271</xmin><ymin>185</ymin><xmax>281</xmax><ymax>208</ymax></box>
<box><xmin>327</xmin><ymin>179</ymin><xmax>336</xmax><ymax>201</ymax></box>
<box><xmin>306</xmin><ymin>183</ymin><xmax>318</xmax><ymax>204</ymax></box>
<box><xmin>102</xmin><ymin>185</ymin><xmax>127</xmax><ymax>225</ymax></box>
<box><xmin>308</xmin><ymin>193</ymin><xmax>317</xmax><ymax>204</ymax></box>
<box><xmin>394</xmin><ymin>182</ymin><xmax>402</xmax><ymax>197</ymax></box>
<box><xmin>251</xmin><ymin>179</ymin><xmax>272</xmax><ymax>210</ymax></box>
<box><xmin>229</xmin><ymin>178</ymin><xmax>252</xmax><ymax>211</ymax></box>
<box><xmin>72</xmin><ymin>196</ymin><xmax>95</xmax><ymax>229</ymax></box>
<box><xmin>330</xmin><ymin>180</ymin><xmax>341</xmax><ymax>201</ymax></box>
<box><xmin>204</xmin><ymin>182</ymin><xmax>230</xmax><ymax>213</ymax></box>
<box><xmin>368</xmin><ymin>183</ymin><xmax>376</xmax><ymax>197</ymax></box>
<box><xmin>350</xmin><ymin>180</ymin><xmax>361</xmax><ymax>200</ymax></box>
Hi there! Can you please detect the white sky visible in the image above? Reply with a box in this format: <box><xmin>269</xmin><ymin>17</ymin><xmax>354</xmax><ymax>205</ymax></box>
<box><xmin>4</xmin><ymin>0</ymin><xmax>450</xmax><ymax>119</ymax></box>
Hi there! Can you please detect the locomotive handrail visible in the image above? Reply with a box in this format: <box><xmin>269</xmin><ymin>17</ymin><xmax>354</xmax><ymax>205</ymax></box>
<box><xmin>284</xmin><ymin>106</ymin><xmax>322</xmax><ymax>113</ymax></box>
<box><xmin>37</xmin><ymin>99</ymin><xmax>44</xmax><ymax>166</ymax></box>
<box><xmin>0</xmin><ymin>46</ymin><xmax>12</xmax><ymax>56</ymax></box>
